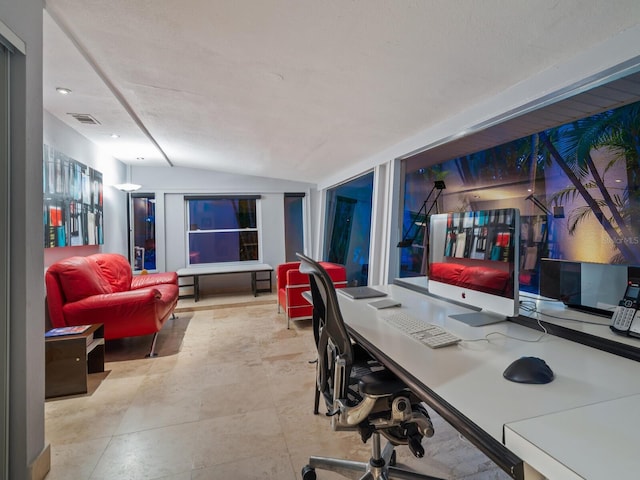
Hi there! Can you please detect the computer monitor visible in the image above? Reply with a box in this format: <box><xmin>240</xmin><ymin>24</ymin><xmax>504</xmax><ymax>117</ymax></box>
<box><xmin>428</xmin><ymin>208</ymin><xmax>520</xmax><ymax>326</ymax></box>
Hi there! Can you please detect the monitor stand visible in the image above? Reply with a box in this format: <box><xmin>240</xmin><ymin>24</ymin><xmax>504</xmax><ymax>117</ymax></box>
<box><xmin>449</xmin><ymin>311</ymin><xmax>507</xmax><ymax>327</ymax></box>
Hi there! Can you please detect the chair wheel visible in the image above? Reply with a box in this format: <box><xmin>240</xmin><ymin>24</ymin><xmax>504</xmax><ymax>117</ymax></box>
<box><xmin>389</xmin><ymin>450</ymin><xmax>397</xmax><ymax>466</ymax></box>
<box><xmin>301</xmin><ymin>465</ymin><xmax>316</xmax><ymax>480</ymax></box>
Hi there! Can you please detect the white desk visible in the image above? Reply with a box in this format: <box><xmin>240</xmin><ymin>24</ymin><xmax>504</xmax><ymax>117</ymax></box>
<box><xmin>337</xmin><ymin>284</ymin><xmax>640</xmax><ymax>479</ymax></box>
<box><xmin>504</xmin><ymin>393</ymin><xmax>640</xmax><ymax>479</ymax></box>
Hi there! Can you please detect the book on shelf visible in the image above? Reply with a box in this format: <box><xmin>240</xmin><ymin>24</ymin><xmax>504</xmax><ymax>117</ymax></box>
<box><xmin>45</xmin><ymin>325</ymin><xmax>92</xmax><ymax>338</ymax></box>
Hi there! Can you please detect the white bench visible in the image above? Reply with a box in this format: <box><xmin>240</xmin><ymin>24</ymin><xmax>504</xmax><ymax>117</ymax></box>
<box><xmin>177</xmin><ymin>263</ymin><xmax>273</xmax><ymax>302</ymax></box>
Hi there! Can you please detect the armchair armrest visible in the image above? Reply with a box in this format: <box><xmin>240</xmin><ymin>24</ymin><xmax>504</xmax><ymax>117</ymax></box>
<box><xmin>277</xmin><ymin>262</ymin><xmax>302</xmax><ymax>291</ymax></box>
<box><xmin>131</xmin><ymin>271</ymin><xmax>178</xmax><ymax>289</ymax></box>
<box><xmin>286</xmin><ymin>268</ymin><xmax>311</xmax><ymax>286</ymax></box>
<box><xmin>62</xmin><ymin>289</ymin><xmax>170</xmax><ymax>339</ymax></box>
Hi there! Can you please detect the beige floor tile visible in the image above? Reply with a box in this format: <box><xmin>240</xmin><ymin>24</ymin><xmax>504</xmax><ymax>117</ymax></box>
<box><xmin>45</xmin><ymin>437</ymin><xmax>110</xmax><ymax>480</ymax></box>
<box><xmin>91</xmin><ymin>410</ymin><xmax>287</xmax><ymax>479</ymax></box>
<box><xmin>191</xmin><ymin>453</ymin><xmax>296</xmax><ymax>480</ymax></box>
<box><xmin>45</xmin><ymin>376</ymin><xmax>143</xmax><ymax>445</ymax></box>
<box><xmin>44</xmin><ymin>294</ymin><xmax>511</xmax><ymax>480</ymax></box>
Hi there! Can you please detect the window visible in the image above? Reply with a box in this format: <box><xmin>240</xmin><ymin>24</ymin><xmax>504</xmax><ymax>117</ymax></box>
<box><xmin>324</xmin><ymin>172</ymin><xmax>374</xmax><ymax>286</ymax></box>
<box><xmin>131</xmin><ymin>194</ymin><xmax>156</xmax><ymax>271</ymax></box>
<box><xmin>186</xmin><ymin>196</ymin><xmax>260</xmax><ymax>265</ymax></box>
<box><xmin>399</xmin><ymin>99</ymin><xmax>640</xmax><ymax>303</ymax></box>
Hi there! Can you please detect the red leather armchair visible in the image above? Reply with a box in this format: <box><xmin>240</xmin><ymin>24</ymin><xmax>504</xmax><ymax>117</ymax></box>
<box><xmin>45</xmin><ymin>253</ymin><xmax>179</xmax><ymax>356</ymax></box>
<box><xmin>277</xmin><ymin>261</ymin><xmax>347</xmax><ymax>328</ymax></box>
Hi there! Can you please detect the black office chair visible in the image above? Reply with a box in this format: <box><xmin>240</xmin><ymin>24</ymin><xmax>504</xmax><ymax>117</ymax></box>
<box><xmin>297</xmin><ymin>253</ymin><xmax>444</xmax><ymax>480</ymax></box>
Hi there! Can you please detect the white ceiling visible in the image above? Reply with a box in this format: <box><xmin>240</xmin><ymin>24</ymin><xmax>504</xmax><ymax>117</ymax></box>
<box><xmin>43</xmin><ymin>1</ymin><xmax>640</xmax><ymax>185</ymax></box>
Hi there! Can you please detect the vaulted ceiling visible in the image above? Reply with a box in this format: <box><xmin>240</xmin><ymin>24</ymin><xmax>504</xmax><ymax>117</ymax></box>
<box><xmin>43</xmin><ymin>1</ymin><xmax>640</xmax><ymax>184</ymax></box>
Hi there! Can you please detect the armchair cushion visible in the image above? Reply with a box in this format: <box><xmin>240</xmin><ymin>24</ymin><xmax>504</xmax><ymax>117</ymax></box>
<box><xmin>54</xmin><ymin>256</ymin><xmax>111</xmax><ymax>302</ymax></box>
<box><xmin>91</xmin><ymin>252</ymin><xmax>133</xmax><ymax>292</ymax></box>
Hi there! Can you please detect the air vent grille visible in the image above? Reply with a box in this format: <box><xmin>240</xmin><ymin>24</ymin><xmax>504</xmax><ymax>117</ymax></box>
<box><xmin>67</xmin><ymin>113</ymin><xmax>101</xmax><ymax>125</ymax></box>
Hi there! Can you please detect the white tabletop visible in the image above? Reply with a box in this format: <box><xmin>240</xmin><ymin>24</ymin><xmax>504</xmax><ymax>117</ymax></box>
<box><xmin>177</xmin><ymin>263</ymin><xmax>273</xmax><ymax>276</ymax></box>
<box><xmin>337</xmin><ymin>284</ymin><xmax>640</xmax><ymax>478</ymax></box>
<box><xmin>504</xmin><ymin>394</ymin><xmax>640</xmax><ymax>479</ymax></box>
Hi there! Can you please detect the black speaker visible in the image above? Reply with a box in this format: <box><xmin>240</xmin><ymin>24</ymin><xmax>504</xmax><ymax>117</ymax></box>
<box><xmin>539</xmin><ymin>259</ymin><xmax>581</xmax><ymax>304</ymax></box>
<box><xmin>629</xmin><ymin>266</ymin><xmax>640</xmax><ymax>284</ymax></box>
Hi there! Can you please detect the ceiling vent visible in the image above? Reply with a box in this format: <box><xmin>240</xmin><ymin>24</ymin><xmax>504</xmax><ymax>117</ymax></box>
<box><xmin>67</xmin><ymin>113</ymin><xmax>101</xmax><ymax>125</ymax></box>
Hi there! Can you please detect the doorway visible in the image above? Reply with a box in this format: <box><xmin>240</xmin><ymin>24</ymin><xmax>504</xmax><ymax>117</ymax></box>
<box><xmin>284</xmin><ymin>193</ymin><xmax>305</xmax><ymax>262</ymax></box>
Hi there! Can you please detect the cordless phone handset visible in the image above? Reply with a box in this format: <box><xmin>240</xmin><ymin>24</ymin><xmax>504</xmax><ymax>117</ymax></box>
<box><xmin>611</xmin><ymin>282</ymin><xmax>640</xmax><ymax>335</ymax></box>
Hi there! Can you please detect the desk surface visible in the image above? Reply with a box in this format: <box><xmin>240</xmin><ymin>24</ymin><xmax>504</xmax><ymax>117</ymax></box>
<box><xmin>337</xmin><ymin>284</ymin><xmax>640</xmax><ymax>479</ymax></box>
<box><xmin>504</xmin><ymin>393</ymin><xmax>640</xmax><ymax>480</ymax></box>
<box><xmin>177</xmin><ymin>263</ymin><xmax>273</xmax><ymax>276</ymax></box>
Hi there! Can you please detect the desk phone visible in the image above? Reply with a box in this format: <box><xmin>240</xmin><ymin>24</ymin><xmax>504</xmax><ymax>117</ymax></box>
<box><xmin>610</xmin><ymin>283</ymin><xmax>640</xmax><ymax>337</ymax></box>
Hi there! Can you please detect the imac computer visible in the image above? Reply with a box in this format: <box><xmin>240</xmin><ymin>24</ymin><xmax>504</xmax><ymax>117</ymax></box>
<box><xmin>428</xmin><ymin>208</ymin><xmax>520</xmax><ymax>326</ymax></box>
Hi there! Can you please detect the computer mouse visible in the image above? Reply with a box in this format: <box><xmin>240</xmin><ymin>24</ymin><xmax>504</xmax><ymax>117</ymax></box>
<box><xmin>503</xmin><ymin>356</ymin><xmax>554</xmax><ymax>384</ymax></box>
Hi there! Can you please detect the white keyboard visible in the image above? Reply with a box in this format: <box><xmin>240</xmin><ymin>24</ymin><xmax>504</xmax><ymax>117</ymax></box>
<box><xmin>384</xmin><ymin>312</ymin><xmax>461</xmax><ymax>349</ymax></box>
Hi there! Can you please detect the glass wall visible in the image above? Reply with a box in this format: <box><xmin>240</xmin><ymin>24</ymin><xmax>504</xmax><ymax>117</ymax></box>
<box><xmin>400</xmin><ymin>100</ymin><xmax>640</xmax><ymax>300</ymax></box>
<box><xmin>324</xmin><ymin>172</ymin><xmax>374</xmax><ymax>286</ymax></box>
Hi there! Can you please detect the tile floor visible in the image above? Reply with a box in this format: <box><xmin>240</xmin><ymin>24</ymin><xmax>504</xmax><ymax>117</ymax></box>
<box><xmin>45</xmin><ymin>293</ymin><xmax>510</xmax><ymax>479</ymax></box>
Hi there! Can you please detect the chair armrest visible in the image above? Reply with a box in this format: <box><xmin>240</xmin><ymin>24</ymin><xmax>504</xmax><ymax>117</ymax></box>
<box><xmin>131</xmin><ymin>271</ymin><xmax>178</xmax><ymax>289</ymax></box>
<box><xmin>62</xmin><ymin>289</ymin><xmax>168</xmax><ymax>339</ymax></box>
<box><xmin>277</xmin><ymin>262</ymin><xmax>301</xmax><ymax>291</ymax></box>
<box><xmin>286</xmin><ymin>268</ymin><xmax>310</xmax><ymax>286</ymax></box>
<box><xmin>64</xmin><ymin>288</ymin><xmax>160</xmax><ymax>313</ymax></box>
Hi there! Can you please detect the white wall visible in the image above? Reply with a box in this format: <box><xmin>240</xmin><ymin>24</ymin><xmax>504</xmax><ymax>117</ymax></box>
<box><xmin>133</xmin><ymin>165</ymin><xmax>315</xmax><ymax>293</ymax></box>
<box><xmin>319</xmin><ymin>25</ymin><xmax>640</xmax><ymax>192</ymax></box>
<box><xmin>43</xmin><ymin>111</ymin><xmax>129</xmax><ymax>268</ymax></box>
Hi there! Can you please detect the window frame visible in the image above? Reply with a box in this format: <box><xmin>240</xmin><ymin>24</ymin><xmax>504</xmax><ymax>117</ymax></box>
<box><xmin>184</xmin><ymin>195</ymin><xmax>262</xmax><ymax>266</ymax></box>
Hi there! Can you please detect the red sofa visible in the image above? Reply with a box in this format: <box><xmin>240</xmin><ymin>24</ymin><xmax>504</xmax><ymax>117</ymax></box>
<box><xmin>277</xmin><ymin>261</ymin><xmax>347</xmax><ymax>328</ymax></box>
<box><xmin>429</xmin><ymin>262</ymin><xmax>512</xmax><ymax>296</ymax></box>
<box><xmin>45</xmin><ymin>253</ymin><xmax>179</xmax><ymax>355</ymax></box>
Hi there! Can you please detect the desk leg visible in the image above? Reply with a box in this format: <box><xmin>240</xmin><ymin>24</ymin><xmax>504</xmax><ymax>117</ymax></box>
<box><xmin>194</xmin><ymin>275</ymin><xmax>200</xmax><ymax>302</ymax></box>
<box><xmin>252</xmin><ymin>270</ymin><xmax>273</xmax><ymax>296</ymax></box>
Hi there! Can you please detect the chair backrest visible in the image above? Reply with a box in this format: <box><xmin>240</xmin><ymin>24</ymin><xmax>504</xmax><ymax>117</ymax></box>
<box><xmin>297</xmin><ymin>253</ymin><xmax>353</xmax><ymax>404</ymax></box>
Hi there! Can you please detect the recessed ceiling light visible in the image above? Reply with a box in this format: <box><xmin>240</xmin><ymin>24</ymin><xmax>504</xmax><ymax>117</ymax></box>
<box><xmin>615</xmin><ymin>179</ymin><xmax>622</xmax><ymax>183</ymax></box>
<box><xmin>110</xmin><ymin>133</ymin><xmax>120</xmax><ymax>139</ymax></box>
<box><xmin>527</xmin><ymin>188</ymin><xmax>532</xmax><ymax>192</ymax></box>
<box><xmin>56</xmin><ymin>87</ymin><xmax>72</xmax><ymax>95</ymax></box>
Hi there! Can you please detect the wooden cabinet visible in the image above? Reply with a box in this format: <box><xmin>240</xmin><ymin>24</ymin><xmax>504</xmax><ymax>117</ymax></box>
<box><xmin>45</xmin><ymin>324</ymin><xmax>104</xmax><ymax>398</ymax></box>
